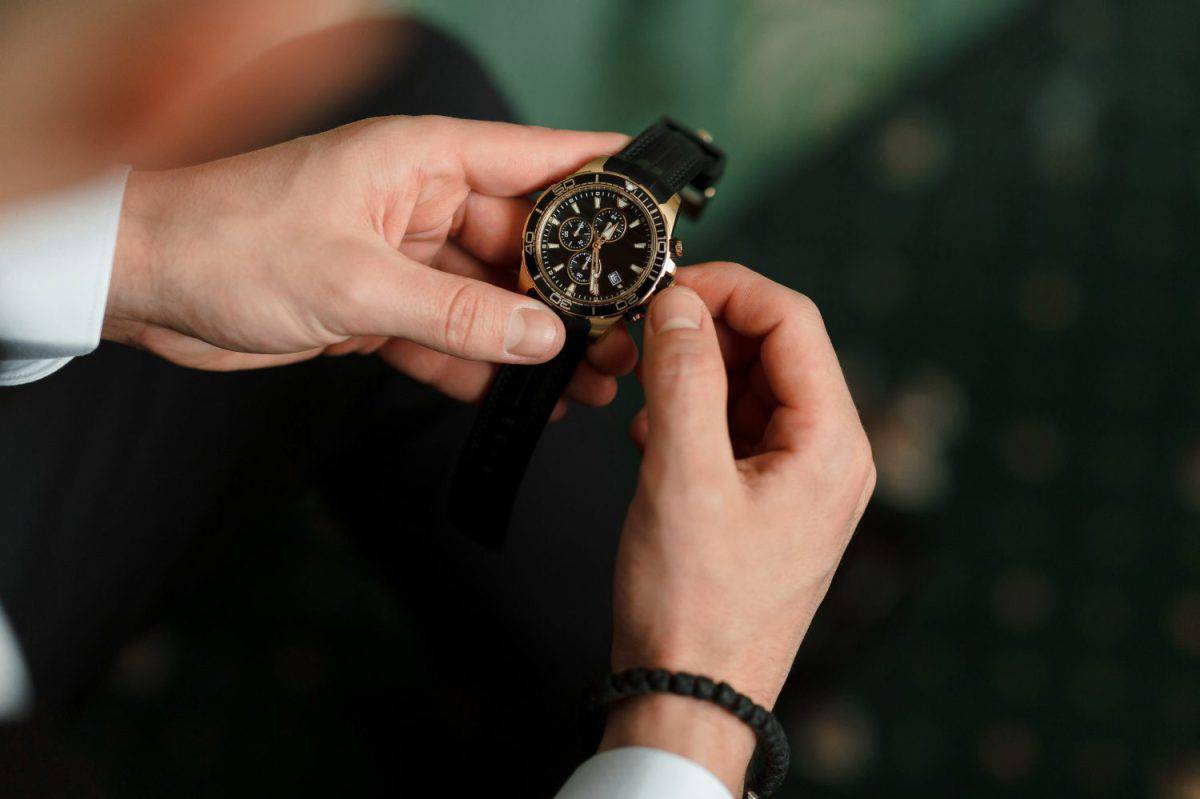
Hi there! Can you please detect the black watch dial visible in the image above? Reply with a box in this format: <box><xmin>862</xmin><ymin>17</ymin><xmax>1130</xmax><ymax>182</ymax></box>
<box><xmin>524</xmin><ymin>172</ymin><xmax>669</xmax><ymax>318</ymax></box>
<box><xmin>536</xmin><ymin>182</ymin><xmax>655</xmax><ymax>305</ymax></box>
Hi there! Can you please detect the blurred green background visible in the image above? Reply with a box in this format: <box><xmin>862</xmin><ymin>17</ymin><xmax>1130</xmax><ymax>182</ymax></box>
<box><xmin>405</xmin><ymin>0</ymin><xmax>1030</xmax><ymax>249</ymax></box>
<box><xmin>58</xmin><ymin>1</ymin><xmax>1199</xmax><ymax>797</ymax></box>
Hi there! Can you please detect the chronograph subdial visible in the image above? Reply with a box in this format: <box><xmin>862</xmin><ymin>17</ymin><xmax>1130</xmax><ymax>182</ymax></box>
<box><xmin>566</xmin><ymin>251</ymin><xmax>594</xmax><ymax>284</ymax></box>
<box><xmin>557</xmin><ymin>216</ymin><xmax>594</xmax><ymax>251</ymax></box>
<box><xmin>592</xmin><ymin>207</ymin><xmax>626</xmax><ymax>243</ymax></box>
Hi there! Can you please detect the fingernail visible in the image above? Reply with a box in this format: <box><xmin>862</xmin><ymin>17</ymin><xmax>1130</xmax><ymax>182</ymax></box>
<box><xmin>505</xmin><ymin>305</ymin><xmax>560</xmax><ymax>358</ymax></box>
<box><xmin>651</xmin><ymin>287</ymin><xmax>704</xmax><ymax>333</ymax></box>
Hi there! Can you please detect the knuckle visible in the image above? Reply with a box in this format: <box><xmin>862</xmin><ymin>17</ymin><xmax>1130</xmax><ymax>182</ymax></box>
<box><xmin>440</xmin><ymin>282</ymin><xmax>491</xmax><ymax>353</ymax></box>
<box><xmin>407</xmin><ymin>115</ymin><xmax>457</xmax><ymax>150</ymax></box>
<box><xmin>855</xmin><ymin>430</ymin><xmax>877</xmax><ymax>486</ymax></box>
<box><xmin>668</xmin><ymin>478</ymin><xmax>737</xmax><ymax>521</ymax></box>
<box><xmin>650</xmin><ymin>341</ymin><xmax>723</xmax><ymax>388</ymax></box>
<box><xmin>331</xmin><ymin>117</ymin><xmax>394</xmax><ymax>156</ymax></box>
<box><xmin>351</xmin><ymin>115</ymin><xmax>395</xmax><ymax>136</ymax></box>
<box><xmin>715</xmin><ymin>260</ymin><xmax>752</xmax><ymax>276</ymax></box>
<box><xmin>332</xmin><ymin>118</ymin><xmax>425</xmax><ymax>182</ymax></box>
<box><xmin>693</xmin><ymin>260</ymin><xmax>752</xmax><ymax>285</ymax></box>
<box><xmin>355</xmin><ymin>115</ymin><xmax>415</xmax><ymax>143</ymax></box>
<box><xmin>412</xmin><ymin>114</ymin><xmax>455</xmax><ymax>134</ymax></box>
<box><xmin>864</xmin><ymin>458</ymin><xmax>878</xmax><ymax>498</ymax></box>
<box><xmin>792</xmin><ymin>290</ymin><xmax>823</xmax><ymax>323</ymax></box>
<box><xmin>827</xmin><ymin>425</ymin><xmax>876</xmax><ymax>491</ymax></box>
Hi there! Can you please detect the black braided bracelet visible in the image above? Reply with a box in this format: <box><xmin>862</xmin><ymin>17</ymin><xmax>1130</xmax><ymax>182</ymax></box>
<box><xmin>590</xmin><ymin>668</ymin><xmax>790</xmax><ymax>798</ymax></box>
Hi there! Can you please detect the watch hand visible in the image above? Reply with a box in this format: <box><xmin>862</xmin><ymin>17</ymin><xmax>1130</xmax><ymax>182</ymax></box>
<box><xmin>589</xmin><ymin>220</ymin><xmax>619</xmax><ymax>294</ymax></box>
<box><xmin>590</xmin><ymin>244</ymin><xmax>602</xmax><ymax>296</ymax></box>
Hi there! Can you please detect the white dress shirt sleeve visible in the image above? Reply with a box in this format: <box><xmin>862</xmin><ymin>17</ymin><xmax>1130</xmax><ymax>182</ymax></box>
<box><xmin>554</xmin><ymin>747</ymin><xmax>734</xmax><ymax>799</ymax></box>
<box><xmin>0</xmin><ymin>167</ymin><xmax>130</xmax><ymax>386</ymax></box>
<box><xmin>0</xmin><ymin>600</ymin><xmax>32</xmax><ymax>720</ymax></box>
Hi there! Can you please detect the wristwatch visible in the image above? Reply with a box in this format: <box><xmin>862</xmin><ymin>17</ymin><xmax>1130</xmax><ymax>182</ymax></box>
<box><xmin>449</xmin><ymin>118</ymin><xmax>725</xmax><ymax>546</ymax></box>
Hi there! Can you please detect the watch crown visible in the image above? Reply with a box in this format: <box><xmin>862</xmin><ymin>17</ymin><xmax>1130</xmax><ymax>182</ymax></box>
<box><xmin>671</xmin><ymin>237</ymin><xmax>684</xmax><ymax>259</ymax></box>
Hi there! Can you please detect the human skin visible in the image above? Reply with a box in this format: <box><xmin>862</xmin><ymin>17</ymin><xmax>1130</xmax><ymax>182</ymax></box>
<box><xmin>101</xmin><ymin>114</ymin><xmax>873</xmax><ymax>796</ymax></box>
<box><xmin>601</xmin><ymin>268</ymin><xmax>876</xmax><ymax>795</ymax></box>
<box><xmin>104</xmin><ymin>116</ymin><xmax>641</xmax><ymax>414</ymax></box>
<box><xmin>3</xmin><ymin>3</ymin><xmax>875</xmax><ymax>792</ymax></box>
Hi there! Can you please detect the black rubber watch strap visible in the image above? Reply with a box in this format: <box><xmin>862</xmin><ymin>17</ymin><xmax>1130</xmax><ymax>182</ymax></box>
<box><xmin>606</xmin><ymin>117</ymin><xmax>725</xmax><ymax>210</ymax></box>
<box><xmin>448</xmin><ymin>119</ymin><xmax>724</xmax><ymax>546</ymax></box>
<box><xmin>448</xmin><ymin>315</ymin><xmax>590</xmax><ymax>546</ymax></box>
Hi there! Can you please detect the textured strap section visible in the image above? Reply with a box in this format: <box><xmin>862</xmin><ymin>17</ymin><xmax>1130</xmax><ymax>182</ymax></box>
<box><xmin>448</xmin><ymin>315</ymin><xmax>591</xmax><ymax>547</ymax></box>
<box><xmin>607</xmin><ymin>117</ymin><xmax>725</xmax><ymax>206</ymax></box>
<box><xmin>591</xmin><ymin>668</ymin><xmax>790</xmax><ymax>799</ymax></box>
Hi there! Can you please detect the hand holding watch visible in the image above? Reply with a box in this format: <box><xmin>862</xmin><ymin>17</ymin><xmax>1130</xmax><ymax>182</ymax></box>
<box><xmin>447</xmin><ymin>122</ymin><xmax>874</xmax><ymax>798</ymax></box>
<box><xmin>602</xmin><ymin>268</ymin><xmax>875</xmax><ymax>798</ymax></box>
<box><xmin>449</xmin><ymin>117</ymin><xmax>725</xmax><ymax>545</ymax></box>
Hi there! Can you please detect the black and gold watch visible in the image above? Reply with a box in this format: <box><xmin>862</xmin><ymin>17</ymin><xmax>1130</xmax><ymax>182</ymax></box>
<box><xmin>449</xmin><ymin>118</ymin><xmax>725</xmax><ymax>545</ymax></box>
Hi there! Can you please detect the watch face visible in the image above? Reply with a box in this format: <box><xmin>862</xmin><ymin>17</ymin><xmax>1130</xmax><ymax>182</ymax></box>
<box><xmin>523</xmin><ymin>172</ymin><xmax>668</xmax><ymax>318</ymax></box>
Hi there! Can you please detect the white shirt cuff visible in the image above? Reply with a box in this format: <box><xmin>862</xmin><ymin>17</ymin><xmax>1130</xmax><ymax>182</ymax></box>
<box><xmin>0</xmin><ymin>600</ymin><xmax>32</xmax><ymax>720</ymax></box>
<box><xmin>555</xmin><ymin>747</ymin><xmax>733</xmax><ymax>799</ymax></box>
<box><xmin>0</xmin><ymin>166</ymin><xmax>130</xmax><ymax>385</ymax></box>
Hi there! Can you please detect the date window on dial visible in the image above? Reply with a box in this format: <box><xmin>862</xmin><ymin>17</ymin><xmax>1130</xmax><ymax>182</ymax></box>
<box><xmin>607</xmin><ymin>271</ymin><xmax>623</xmax><ymax>288</ymax></box>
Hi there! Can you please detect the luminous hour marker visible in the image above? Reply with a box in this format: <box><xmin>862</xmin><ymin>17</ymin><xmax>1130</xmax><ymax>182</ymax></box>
<box><xmin>546</xmin><ymin>243</ymin><xmax>560</xmax><ymax>248</ymax></box>
<box><xmin>631</xmin><ymin>265</ymin><xmax>644</xmax><ymax>274</ymax></box>
<box><xmin>552</xmin><ymin>264</ymin><xmax>564</xmax><ymax>272</ymax></box>
<box><xmin>617</xmin><ymin>199</ymin><xmax>627</xmax><ymax>208</ymax></box>
<box><xmin>566</xmin><ymin>284</ymin><xmax>576</xmax><ymax>294</ymax></box>
<box><xmin>547</xmin><ymin>217</ymin><xmax>559</xmax><ymax>226</ymax></box>
<box><xmin>594</xmin><ymin>195</ymin><xmax>600</xmax><ymax>209</ymax></box>
<box><xmin>629</xmin><ymin>219</ymin><xmax>640</xmax><ymax>228</ymax></box>
<box><xmin>570</xmin><ymin>201</ymin><xmax>580</xmax><ymax>213</ymax></box>
<box><xmin>625</xmin><ymin>181</ymin><xmax>636</xmax><ymax>191</ymax></box>
<box><xmin>634</xmin><ymin>242</ymin><xmax>646</xmax><ymax>248</ymax></box>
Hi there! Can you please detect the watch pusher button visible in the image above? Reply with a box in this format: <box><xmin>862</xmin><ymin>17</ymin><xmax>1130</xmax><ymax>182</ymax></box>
<box><xmin>671</xmin><ymin>237</ymin><xmax>684</xmax><ymax>258</ymax></box>
<box><xmin>626</xmin><ymin>270</ymin><xmax>675</xmax><ymax>324</ymax></box>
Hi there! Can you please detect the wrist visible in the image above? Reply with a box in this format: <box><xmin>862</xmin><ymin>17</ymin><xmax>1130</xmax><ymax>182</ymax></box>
<box><xmin>104</xmin><ymin>170</ymin><xmax>163</xmax><ymax>342</ymax></box>
<box><xmin>599</xmin><ymin>692</ymin><xmax>756</xmax><ymax>797</ymax></box>
<box><xmin>612</xmin><ymin>637</ymin><xmax>790</xmax><ymax>712</ymax></box>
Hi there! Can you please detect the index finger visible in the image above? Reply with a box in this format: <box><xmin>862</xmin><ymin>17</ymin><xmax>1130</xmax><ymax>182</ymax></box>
<box><xmin>417</xmin><ymin>116</ymin><xmax>629</xmax><ymax>198</ymax></box>
<box><xmin>676</xmin><ymin>261</ymin><xmax>860</xmax><ymax>437</ymax></box>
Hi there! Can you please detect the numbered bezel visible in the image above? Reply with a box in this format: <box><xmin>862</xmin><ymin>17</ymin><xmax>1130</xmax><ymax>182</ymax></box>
<box><xmin>521</xmin><ymin>172</ymin><xmax>668</xmax><ymax>318</ymax></box>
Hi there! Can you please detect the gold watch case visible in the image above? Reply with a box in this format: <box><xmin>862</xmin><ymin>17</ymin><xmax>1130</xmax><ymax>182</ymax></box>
<box><xmin>518</xmin><ymin>157</ymin><xmax>680</xmax><ymax>340</ymax></box>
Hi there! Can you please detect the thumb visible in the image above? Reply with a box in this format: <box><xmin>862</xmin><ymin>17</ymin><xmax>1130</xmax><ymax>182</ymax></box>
<box><xmin>329</xmin><ymin>248</ymin><xmax>566</xmax><ymax>364</ymax></box>
<box><xmin>640</xmin><ymin>286</ymin><xmax>735</xmax><ymax>474</ymax></box>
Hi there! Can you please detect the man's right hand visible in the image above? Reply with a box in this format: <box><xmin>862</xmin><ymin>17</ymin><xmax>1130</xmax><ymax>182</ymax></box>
<box><xmin>602</xmin><ymin>264</ymin><xmax>876</xmax><ymax>796</ymax></box>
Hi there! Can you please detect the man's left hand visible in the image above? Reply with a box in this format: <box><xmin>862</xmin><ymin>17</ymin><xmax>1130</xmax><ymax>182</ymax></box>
<box><xmin>103</xmin><ymin>116</ymin><xmax>638</xmax><ymax>412</ymax></box>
